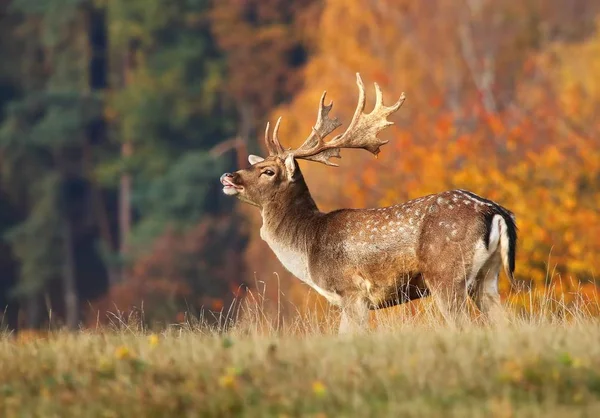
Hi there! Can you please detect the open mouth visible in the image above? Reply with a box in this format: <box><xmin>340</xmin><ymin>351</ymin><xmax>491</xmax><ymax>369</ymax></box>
<box><xmin>220</xmin><ymin>176</ymin><xmax>243</xmax><ymax>195</ymax></box>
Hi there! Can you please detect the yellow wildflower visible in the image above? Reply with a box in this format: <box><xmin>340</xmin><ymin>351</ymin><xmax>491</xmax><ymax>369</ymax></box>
<box><xmin>225</xmin><ymin>366</ymin><xmax>241</xmax><ymax>376</ymax></box>
<box><xmin>148</xmin><ymin>334</ymin><xmax>159</xmax><ymax>347</ymax></box>
<box><xmin>218</xmin><ymin>374</ymin><xmax>236</xmax><ymax>388</ymax></box>
<box><xmin>312</xmin><ymin>381</ymin><xmax>327</xmax><ymax>397</ymax></box>
<box><xmin>114</xmin><ymin>346</ymin><xmax>133</xmax><ymax>360</ymax></box>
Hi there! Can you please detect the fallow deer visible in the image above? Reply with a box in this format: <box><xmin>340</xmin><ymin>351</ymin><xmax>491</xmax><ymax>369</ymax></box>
<box><xmin>220</xmin><ymin>73</ymin><xmax>517</xmax><ymax>333</ymax></box>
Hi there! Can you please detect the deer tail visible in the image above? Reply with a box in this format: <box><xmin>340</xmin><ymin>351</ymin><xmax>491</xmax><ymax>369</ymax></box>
<box><xmin>494</xmin><ymin>210</ymin><xmax>517</xmax><ymax>285</ymax></box>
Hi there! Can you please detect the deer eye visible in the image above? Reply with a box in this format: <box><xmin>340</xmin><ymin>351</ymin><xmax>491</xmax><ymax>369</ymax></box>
<box><xmin>263</xmin><ymin>169</ymin><xmax>275</xmax><ymax>177</ymax></box>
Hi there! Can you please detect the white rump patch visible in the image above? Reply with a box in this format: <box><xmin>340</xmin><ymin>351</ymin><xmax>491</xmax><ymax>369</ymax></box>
<box><xmin>467</xmin><ymin>239</ymin><xmax>491</xmax><ymax>290</ymax></box>
<box><xmin>488</xmin><ymin>215</ymin><xmax>502</xmax><ymax>254</ymax></box>
<box><xmin>466</xmin><ymin>214</ymin><xmax>503</xmax><ymax>290</ymax></box>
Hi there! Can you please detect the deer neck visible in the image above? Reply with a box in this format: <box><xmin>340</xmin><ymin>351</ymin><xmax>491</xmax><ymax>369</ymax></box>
<box><xmin>260</xmin><ymin>178</ymin><xmax>320</xmax><ymax>249</ymax></box>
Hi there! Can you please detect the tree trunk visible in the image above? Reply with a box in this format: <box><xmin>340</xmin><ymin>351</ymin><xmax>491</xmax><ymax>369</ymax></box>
<box><xmin>96</xmin><ymin>186</ymin><xmax>120</xmax><ymax>287</ymax></box>
<box><xmin>85</xmin><ymin>5</ymin><xmax>119</xmax><ymax>286</ymax></box>
<box><xmin>119</xmin><ymin>141</ymin><xmax>132</xmax><ymax>260</ymax></box>
<box><xmin>118</xmin><ymin>43</ymin><xmax>136</xmax><ymax>273</ymax></box>
<box><xmin>82</xmin><ymin>140</ymin><xmax>120</xmax><ymax>286</ymax></box>
<box><xmin>62</xmin><ymin>216</ymin><xmax>79</xmax><ymax>329</ymax></box>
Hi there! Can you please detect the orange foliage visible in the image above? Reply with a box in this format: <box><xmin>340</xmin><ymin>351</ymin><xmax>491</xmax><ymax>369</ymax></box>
<box><xmin>243</xmin><ymin>1</ymin><xmax>600</xmax><ymax>314</ymax></box>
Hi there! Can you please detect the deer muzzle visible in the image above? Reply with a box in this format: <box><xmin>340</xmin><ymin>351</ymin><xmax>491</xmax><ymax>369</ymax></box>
<box><xmin>220</xmin><ymin>172</ymin><xmax>242</xmax><ymax>196</ymax></box>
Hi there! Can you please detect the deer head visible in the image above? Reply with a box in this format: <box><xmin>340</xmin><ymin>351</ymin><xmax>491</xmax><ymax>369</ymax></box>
<box><xmin>220</xmin><ymin>73</ymin><xmax>406</xmax><ymax>208</ymax></box>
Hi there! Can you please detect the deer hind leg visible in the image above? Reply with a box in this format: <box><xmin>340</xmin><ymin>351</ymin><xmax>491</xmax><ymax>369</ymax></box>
<box><xmin>338</xmin><ymin>296</ymin><xmax>369</xmax><ymax>335</ymax></box>
<box><xmin>425</xmin><ymin>277</ymin><xmax>470</xmax><ymax>329</ymax></box>
<box><xmin>469</xmin><ymin>254</ymin><xmax>508</xmax><ymax>326</ymax></box>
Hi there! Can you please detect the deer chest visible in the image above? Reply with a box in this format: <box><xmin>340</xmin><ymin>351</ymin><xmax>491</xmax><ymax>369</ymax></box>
<box><xmin>261</xmin><ymin>230</ymin><xmax>341</xmax><ymax>305</ymax></box>
<box><xmin>266</xmin><ymin>240</ymin><xmax>311</xmax><ymax>283</ymax></box>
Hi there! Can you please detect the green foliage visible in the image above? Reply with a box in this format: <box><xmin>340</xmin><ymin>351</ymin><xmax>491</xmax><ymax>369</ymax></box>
<box><xmin>1</xmin><ymin>92</ymin><xmax>103</xmax><ymax>150</ymax></box>
<box><xmin>0</xmin><ymin>92</ymin><xmax>103</xmax><ymax>303</ymax></box>
<box><xmin>131</xmin><ymin>152</ymin><xmax>226</xmax><ymax>245</ymax></box>
<box><xmin>10</xmin><ymin>0</ymin><xmax>91</xmax><ymax>49</ymax></box>
<box><xmin>3</xmin><ymin>174</ymin><xmax>63</xmax><ymax>296</ymax></box>
<box><xmin>102</xmin><ymin>0</ymin><xmax>239</xmax><ymax>255</ymax></box>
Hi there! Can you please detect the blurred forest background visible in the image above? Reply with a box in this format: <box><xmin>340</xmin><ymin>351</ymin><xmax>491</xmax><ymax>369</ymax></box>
<box><xmin>0</xmin><ymin>0</ymin><xmax>599</xmax><ymax>332</ymax></box>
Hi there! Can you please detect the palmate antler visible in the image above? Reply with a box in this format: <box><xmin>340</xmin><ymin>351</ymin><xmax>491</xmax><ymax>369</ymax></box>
<box><xmin>264</xmin><ymin>73</ymin><xmax>406</xmax><ymax>166</ymax></box>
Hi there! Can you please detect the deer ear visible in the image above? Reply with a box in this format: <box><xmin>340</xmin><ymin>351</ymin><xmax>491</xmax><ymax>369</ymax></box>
<box><xmin>248</xmin><ymin>154</ymin><xmax>265</xmax><ymax>165</ymax></box>
<box><xmin>284</xmin><ymin>154</ymin><xmax>299</xmax><ymax>181</ymax></box>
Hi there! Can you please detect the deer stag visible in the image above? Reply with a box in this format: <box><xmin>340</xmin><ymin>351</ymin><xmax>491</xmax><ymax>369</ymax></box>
<box><xmin>220</xmin><ymin>73</ymin><xmax>517</xmax><ymax>333</ymax></box>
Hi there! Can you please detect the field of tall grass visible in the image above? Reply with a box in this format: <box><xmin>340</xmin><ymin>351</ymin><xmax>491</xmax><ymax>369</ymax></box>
<box><xmin>1</xmin><ymin>285</ymin><xmax>600</xmax><ymax>417</ymax></box>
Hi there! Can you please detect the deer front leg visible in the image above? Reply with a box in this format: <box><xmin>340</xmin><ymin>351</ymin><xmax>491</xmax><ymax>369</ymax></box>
<box><xmin>338</xmin><ymin>297</ymin><xmax>369</xmax><ymax>335</ymax></box>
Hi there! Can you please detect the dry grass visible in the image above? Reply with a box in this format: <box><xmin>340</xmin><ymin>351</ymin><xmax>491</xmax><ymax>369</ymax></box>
<box><xmin>2</xmin><ymin>288</ymin><xmax>600</xmax><ymax>417</ymax></box>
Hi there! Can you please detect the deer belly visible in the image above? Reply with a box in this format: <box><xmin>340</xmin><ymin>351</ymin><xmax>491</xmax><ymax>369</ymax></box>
<box><xmin>369</xmin><ymin>275</ymin><xmax>429</xmax><ymax>309</ymax></box>
<box><xmin>270</xmin><ymin>244</ymin><xmax>342</xmax><ymax>305</ymax></box>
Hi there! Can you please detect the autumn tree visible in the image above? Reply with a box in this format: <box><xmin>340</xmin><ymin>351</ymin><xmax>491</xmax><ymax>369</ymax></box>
<box><xmin>243</xmin><ymin>0</ymin><xmax>600</xmax><ymax>313</ymax></box>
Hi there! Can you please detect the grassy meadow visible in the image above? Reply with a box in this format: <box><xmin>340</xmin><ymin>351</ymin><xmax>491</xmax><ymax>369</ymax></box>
<box><xmin>2</xmin><ymin>291</ymin><xmax>600</xmax><ymax>418</ymax></box>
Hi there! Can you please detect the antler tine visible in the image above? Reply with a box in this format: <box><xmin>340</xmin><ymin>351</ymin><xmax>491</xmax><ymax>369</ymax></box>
<box><xmin>344</xmin><ymin>73</ymin><xmax>367</xmax><ymax>135</ymax></box>
<box><xmin>373</xmin><ymin>80</ymin><xmax>405</xmax><ymax>116</ymax></box>
<box><xmin>291</xmin><ymin>73</ymin><xmax>406</xmax><ymax>164</ymax></box>
<box><xmin>264</xmin><ymin>121</ymin><xmax>274</xmax><ymax>155</ymax></box>
<box><xmin>263</xmin><ymin>117</ymin><xmax>286</xmax><ymax>156</ymax></box>
<box><xmin>308</xmin><ymin>92</ymin><xmax>332</xmax><ymax>145</ymax></box>
<box><xmin>288</xmin><ymin>90</ymin><xmax>343</xmax><ymax>166</ymax></box>
<box><xmin>374</xmin><ymin>82</ymin><xmax>384</xmax><ymax>107</ymax></box>
<box><xmin>272</xmin><ymin>117</ymin><xmax>284</xmax><ymax>154</ymax></box>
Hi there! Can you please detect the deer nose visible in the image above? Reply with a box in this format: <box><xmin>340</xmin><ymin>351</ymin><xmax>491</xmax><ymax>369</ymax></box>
<box><xmin>220</xmin><ymin>172</ymin><xmax>234</xmax><ymax>185</ymax></box>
